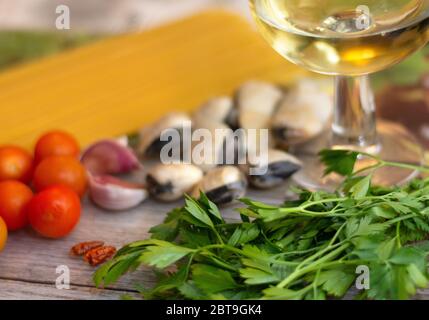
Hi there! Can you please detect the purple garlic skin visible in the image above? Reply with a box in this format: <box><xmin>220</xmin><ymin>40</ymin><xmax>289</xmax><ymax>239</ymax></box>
<box><xmin>81</xmin><ymin>139</ymin><xmax>140</xmax><ymax>175</ymax></box>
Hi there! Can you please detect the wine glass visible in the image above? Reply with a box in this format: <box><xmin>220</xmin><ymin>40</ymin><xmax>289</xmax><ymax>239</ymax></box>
<box><xmin>250</xmin><ymin>0</ymin><xmax>429</xmax><ymax>189</ymax></box>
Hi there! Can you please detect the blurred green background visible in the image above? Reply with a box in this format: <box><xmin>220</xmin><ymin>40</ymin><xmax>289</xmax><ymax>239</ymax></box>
<box><xmin>0</xmin><ymin>32</ymin><xmax>98</xmax><ymax>70</ymax></box>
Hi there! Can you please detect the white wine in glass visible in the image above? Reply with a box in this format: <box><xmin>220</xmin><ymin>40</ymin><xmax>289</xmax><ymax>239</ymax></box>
<box><xmin>250</xmin><ymin>0</ymin><xmax>429</xmax><ymax>189</ymax></box>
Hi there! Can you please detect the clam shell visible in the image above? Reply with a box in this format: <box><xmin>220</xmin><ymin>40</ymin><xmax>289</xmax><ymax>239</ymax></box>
<box><xmin>192</xmin><ymin>97</ymin><xmax>237</xmax><ymax>129</ymax></box>
<box><xmin>138</xmin><ymin>113</ymin><xmax>192</xmax><ymax>158</ymax></box>
<box><xmin>241</xmin><ymin>149</ymin><xmax>302</xmax><ymax>189</ymax></box>
<box><xmin>191</xmin><ymin>120</ymin><xmax>246</xmax><ymax>172</ymax></box>
<box><xmin>192</xmin><ymin>166</ymin><xmax>247</xmax><ymax>205</ymax></box>
<box><xmin>146</xmin><ymin>163</ymin><xmax>203</xmax><ymax>202</ymax></box>
<box><xmin>236</xmin><ymin>81</ymin><xmax>284</xmax><ymax>130</ymax></box>
<box><xmin>271</xmin><ymin>80</ymin><xmax>333</xmax><ymax>147</ymax></box>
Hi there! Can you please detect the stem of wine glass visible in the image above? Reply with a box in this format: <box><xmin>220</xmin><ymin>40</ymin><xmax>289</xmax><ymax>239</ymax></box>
<box><xmin>331</xmin><ymin>75</ymin><xmax>379</xmax><ymax>153</ymax></box>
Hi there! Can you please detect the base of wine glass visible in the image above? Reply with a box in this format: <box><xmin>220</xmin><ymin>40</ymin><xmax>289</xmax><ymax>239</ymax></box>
<box><xmin>291</xmin><ymin>120</ymin><xmax>423</xmax><ymax>191</ymax></box>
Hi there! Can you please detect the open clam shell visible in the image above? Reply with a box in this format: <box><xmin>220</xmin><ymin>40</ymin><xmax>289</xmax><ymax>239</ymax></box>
<box><xmin>192</xmin><ymin>97</ymin><xmax>238</xmax><ymax>129</ymax></box>
<box><xmin>235</xmin><ymin>81</ymin><xmax>284</xmax><ymax>131</ymax></box>
<box><xmin>192</xmin><ymin>166</ymin><xmax>247</xmax><ymax>205</ymax></box>
<box><xmin>241</xmin><ymin>149</ymin><xmax>302</xmax><ymax>189</ymax></box>
<box><xmin>271</xmin><ymin>80</ymin><xmax>333</xmax><ymax>148</ymax></box>
<box><xmin>146</xmin><ymin>163</ymin><xmax>203</xmax><ymax>202</ymax></box>
<box><xmin>191</xmin><ymin>120</ymin><xmax>246</xmax><ymax>172</ymax></box>
<box><xmin>138</xmin><ymin>113</ymin><xmax>192</xmax><ymax>159</ymax></box>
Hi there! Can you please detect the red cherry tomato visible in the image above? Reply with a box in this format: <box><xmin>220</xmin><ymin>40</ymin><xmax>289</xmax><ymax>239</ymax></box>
<box><xmin>0</xmin><ymin>217</ymin><xmax>7</xmax><ymax>252</ymax></box>
<box><xmin>33</xmin><ymin>156</ymin><xmax>88</xmax><ymax>197</ymax></box>
<box><xmin>0</xmin><ymin>146</ymin><xmax>34</xmax><ymax>183</ymax></box>
<box><xmin>27</xmin><ymin>185</ymin><xmax>81</xmax><ymax>239</ymax></box>
<box><xmin>0</xmin><ymin>180</ymin><xmax>34</xmax><ymax>231</ymax></box>
<box><xmin>34</xmin><ymin>130</ymin><xmax>80</xmax><ymax>164</ymax></box>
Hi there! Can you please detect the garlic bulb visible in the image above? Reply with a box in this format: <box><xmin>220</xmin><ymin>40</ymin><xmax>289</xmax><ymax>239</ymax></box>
<box><xmin>81</xmin><ymin>140</ymin><xmax>140</xmax><ymax>175</ymax></box>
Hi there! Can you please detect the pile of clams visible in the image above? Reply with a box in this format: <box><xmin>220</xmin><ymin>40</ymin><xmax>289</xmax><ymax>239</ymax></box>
<box><xmin>83</xmin><ymin>79</ymin><xmax>333</xmax><ymax>210</ymax></box>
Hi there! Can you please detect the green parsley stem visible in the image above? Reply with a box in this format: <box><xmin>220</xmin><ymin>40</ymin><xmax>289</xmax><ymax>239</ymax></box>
<box><xmin>351</xmin><ymin>163</ymin><xmax>383</xmax><ymax>177</ymax></box>
<box><xmin>396</xmin><ymin>222</ymin><xmax>402</xmax><ymax>248</ymax></box>
<box><xmin>383</xmin><ymin>161</ymin><xmax>429</xmax><ymax>174</ymax></box>
<box><xmin>210</xmin><ymin>226</ymin><xmax>224</xmax><ymax>245</ymax></box>
<box><xmin>273</xmin><ymin>246</ymin><xmax>324</xmax><ymax>257</ymax></box>
<box><xmin>277</xmin><ymin>243</ymin><xmax>350</xmax><ymax>289</ymax></box>
<box><xmin>295</xmin><ymin>241</ymin><xmax>345</xmax><ymax>271</ymax></box>
<box><xmin>199</xmin><ymin>244</ymin><xmax>300</xmax><ymax>266</ymax></box>
<box><xmin>386</xmin><ymin>214</ymin><xmax>418</xmax><ymax>225</ymax></box>
<box><xmin>313</xmin><ymin>268</ymin><xmax>321</xmax><ymax>298</ymax></box>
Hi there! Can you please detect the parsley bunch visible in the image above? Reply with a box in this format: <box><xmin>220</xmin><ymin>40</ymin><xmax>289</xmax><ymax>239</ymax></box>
<box><xmin>94</xmin><ymin>150</ymin><xmax>429</xmax><ymax>300</ymax></box>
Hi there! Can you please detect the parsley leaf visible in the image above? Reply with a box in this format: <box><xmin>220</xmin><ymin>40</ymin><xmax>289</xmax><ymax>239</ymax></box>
<box><xmin>192</xmin><ymin>264</ymin><xmax>238</xmax><ymax>294</ymax></box>
<box><xmin>139</xmin><ymin>241</ymin><xmax>194</xmax><ymax>269</ymax></box>
<box><xmin>319</xmin><ymin>149</ymin><xmax>359</xmax><ymax>176</ymax></box>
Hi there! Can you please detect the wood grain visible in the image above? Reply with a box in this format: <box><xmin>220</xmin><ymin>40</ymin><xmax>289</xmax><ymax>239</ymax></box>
<box><xmin>0</xmin><ymin>279</ymin><xmax>133</xmax><ymax>300</ymax></box>
<box><xmin>0</xmin><ymin>195</ymin><xmax>168</xmax><ymax>292</ymax></box>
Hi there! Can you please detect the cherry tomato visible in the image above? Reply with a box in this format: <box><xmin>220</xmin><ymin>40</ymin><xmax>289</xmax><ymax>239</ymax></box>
<box><xmin>0</xmin><ymin>180</ymin><xmax>34</xmax><ymax>231</ymax></box>
<box><xmin>0</xmin><ymin>216</ymin><xmax>7</xmax><ymax>252</ymax></box>
<box><xmin>27</xmin><ymin>185</ymin><xmax>81</xmax><ymax>239</ymax></box>
<box><xmin>33</xmin><ymin>156</ymin><xmax>88</xmax><ymax>197</ymax></box>
<box><xmin>0</xmin><ymin>146</ymin><xmax>34</xmax><ymax>183</ymax></box>
<box><xmin>34</xmin><ymin>130</ymin><xmax>80</xmax><ymax>164</ymax></box>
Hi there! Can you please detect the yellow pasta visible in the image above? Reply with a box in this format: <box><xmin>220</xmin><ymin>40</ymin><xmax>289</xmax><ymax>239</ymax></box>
<box><xmin>0</xmin><ymin>10</ymin><xmax>304</xmax><ymax>149</ymax></box>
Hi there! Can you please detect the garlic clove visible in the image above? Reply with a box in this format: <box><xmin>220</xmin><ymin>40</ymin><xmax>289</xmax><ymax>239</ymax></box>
<box><xmin>81</xmin><ymin>140</ymin><xmax>140</xmax><ymax>175</ymax></box>
<box><xmin>88</xmin><ymin>175</ymin><xmax>148</xmax><ymax>211</ymax></box>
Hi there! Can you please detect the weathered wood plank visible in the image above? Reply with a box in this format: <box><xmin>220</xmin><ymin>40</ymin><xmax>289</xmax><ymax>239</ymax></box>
<box><xmin>0</xmin><ymin>279</ymin><xmax>133</xmax><ymax>300</ymax></box>
<box><xmin>344</xmin><ymin>287</ymin><xmax>429</xmax><ymax>300</ymax></box>
<box><xmin>0</xmin><ymin>197</ymin><xmax>166</xmax><ymax>291</ymax></box>
<box><xmin>414</xmin><ymin>289</ymin><xmax>429</xmax><ymax>300</ymax></box>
